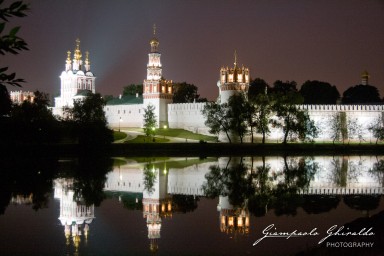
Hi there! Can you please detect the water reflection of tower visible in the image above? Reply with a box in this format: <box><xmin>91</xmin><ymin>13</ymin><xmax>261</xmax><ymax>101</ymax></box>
<box><xmin>217</xmin><ymin>157</ymin><xmax>250</xmax><ymax>236</ymax></box>
<box><xmin>142</xmin><ymin>165</ymin><xmax>172</xmax><ymax>253</ymax></box>
<box><xmin>54</xmin><ymin>178</ymin><xmax>95</xmax><ymax>254</ymax></box>
<box><xmin>217</xmin><ymin>196</ymin><xmax>250</xmax><ymax>235</ymax></box>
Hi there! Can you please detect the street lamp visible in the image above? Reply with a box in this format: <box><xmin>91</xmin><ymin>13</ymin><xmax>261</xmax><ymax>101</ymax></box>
<box><xmin>119</xmin><ymin>117</ymin><xmax>122</xmax><ymax>132</ymax></box>
<box><xmin>163</xmin><ymin>125</ymin><xmax>167</xmax><ymax>139</ymax></box>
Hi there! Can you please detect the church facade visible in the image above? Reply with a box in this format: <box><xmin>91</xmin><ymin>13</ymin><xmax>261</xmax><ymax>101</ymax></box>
<box><xmin>54</xmin><ymin>34</ymin><xmax>384</xmax><ymax>142</ymax></box>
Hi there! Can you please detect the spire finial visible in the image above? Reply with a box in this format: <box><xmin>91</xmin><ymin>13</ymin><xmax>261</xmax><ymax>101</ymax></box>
<box><xmin>153</xmin><ymin>24</ymin><xmax>156</xmax><ymax>36</ymax></box>
<box><xmin>234</xmin><ymin>50</ymin><xmax>237</xmax><ymax>67</ymax></box>
<box><xmin>66</xmin><ymin>51</ymin><xmax>71</xmax><ymax>62</ymax></box>
<box><xmin>85</xmin><ymin>51</ymin><xmax>89</xmax><ymax>63</ymax></box>
<box><xmin>74</xmin><ymin>38</ymin><xmax>82</xmax><ymax>61</ymax></box>
<box><xmin>75</xmin><ymin>38</ymin><xmax>80</xmax><ymax>50</ymax></box>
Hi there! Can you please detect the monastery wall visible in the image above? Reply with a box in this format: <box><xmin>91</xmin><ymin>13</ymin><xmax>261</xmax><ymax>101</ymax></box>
<box><xmin>105</xmin><ymin>104</ymin><xmax>144</xmax><ymax>128</ymax></box>
<box><xmin>105</xmin><ymin>102</ymin><xmax>384</xmax><ymax>142</ymax></box>
<box><xmin>302</xmin><ymin>104</ymin><xmax>383</xmax><ymax>142</ymax></box>
<box><xmin>167</xmin><ymin>103</ymin><xmax>210</xmax><ymax>135</ymax></box>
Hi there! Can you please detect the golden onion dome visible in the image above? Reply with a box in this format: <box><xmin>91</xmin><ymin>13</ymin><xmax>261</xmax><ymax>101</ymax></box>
<box><xmin>150</xmin><ymin>37</ymin><xmax>159</xmax><ymax>45</ymax></box>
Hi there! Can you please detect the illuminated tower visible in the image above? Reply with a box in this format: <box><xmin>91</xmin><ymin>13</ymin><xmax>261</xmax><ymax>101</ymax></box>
<box><xmin>54</xmin><ymin>39</ymin><xmax>95</xmax><ymax>113</ymax></box>
<box><xmin>143</xmin><ymin>25</ymin><xmax>173</xmax><ymax>128</ymax></box>
<box><xmin>361</xmin><ymin>70</ymin><xmax>370</xmax><ymax>85</ymax></box>
<box><xmin>217</xmin><ymin>51</ymin><xmax>250</xmax><ymax>104</ymax></box>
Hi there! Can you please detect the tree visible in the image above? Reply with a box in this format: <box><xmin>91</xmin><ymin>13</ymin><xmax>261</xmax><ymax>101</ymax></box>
<box><xmin>227</xmin><ymin>93</ymin><xmax>248</xmax><ymax>143</ymax></box>
<box><xmin>69</xmin><ymin>92</ymin><xmax>108</xmax><ymax>124</ymax></box>
<box><xmin>347</xmin><ymin>117</ymin><xmax>364</xmax><ymax>144</ymax></box>
<box><xmin>0</xmin><ymin>1</ymin><xmax>29</xmax><ymax>85</ymax></box>
<box><xmin>369</xmin><ymin>116</ymin><xmax>384</xmax><ymax>144</ymax></box>
<box><xmin>328</xmin><ymin>112</ymin><xmax>347</xmax><ymax>144</ymax></box>
<box><xmin>271</xmin><ymin>80</ymin><xmax>297</xmax><ymax>95</ymax></box>
<box><xmin>299</xmin><ymin>80</ymin><xmax>340</xmax><ymax>104</ymax></box>
<box><xmin>0</xmin><ymin>84</ymin><xmax>11</xmax><ymax>116</ymax></box>
<box><xmin>64</xmin><ymin>92</ymin><xmax>113</xmax><ymax>145</ymax></box>
<box><xmin>202</xmin><ymin>101</ymin><xmax>232</xmax><ymax>142</ymax></box>
<box><xmin>0</xmin><ymin>1</ymin><xmax>29</xmax><ymax>116</ymax></box>
<box><xmin>248</xmin><ymin>78</ymin><xmax>269</xmax><ymax>101</ymax></box>
<box><xmin>143</xmin><ymin>104</ymin><xmax>157</xmax><ymax>138</ymax></box>
<box><xmin>272</xmin><ymin>92</ymin><xmax>318</xmax><ymax>144</ymax></box>
<box><xmin>123</xmin><ymin>84</ymin><xmax>143</xmax><ymax>96</ymax></box>
<box><xmin>252</xmin><ymin>93</ymin><xmax>273</xmax><ymax>144</ymax></box>
<box><xmin>342</xmin><ymin>84</ymin><xmax>381</xmax><ymax>104</ymax></box>
<box><xmin>9</xmin><ymin>90</ymin><xmax>58</xmax><ymax>144</ymax></box>
<box><xmin>172</xmin><ymin>82</ymin><xmax>200</xmax><ymax>103</ymax></box>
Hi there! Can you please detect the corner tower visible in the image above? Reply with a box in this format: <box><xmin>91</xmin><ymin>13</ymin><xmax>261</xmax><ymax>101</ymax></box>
<box><xmin>143</xmin><ymin>25</ymin><xmax>173</xmax><ymax>128</ymax></box>
<box><xmin>55</xmin><ymin>39</ymin><xmax>95</xmax><ymax>111</ymax></box>
<box><xmin>217</xmin><ymin>51</ymin><xmax>250</xmax><ymax>103</ymax></box>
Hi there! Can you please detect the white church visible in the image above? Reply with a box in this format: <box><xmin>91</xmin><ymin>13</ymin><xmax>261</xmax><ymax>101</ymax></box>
<box><xmin>52</xmin><ymin>30</ymin><xmax>384</xmax><ymax>142</ymax></box>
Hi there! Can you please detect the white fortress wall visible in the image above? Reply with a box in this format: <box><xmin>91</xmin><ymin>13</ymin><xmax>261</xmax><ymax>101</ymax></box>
<box><xmin>168</xmin><ymin>103</ymin><xmax>210</xmax><ymax>135</ymax></box>
<box><xmin>104</xmin><ymin>166</ymin><xmax>144</xmax><ymax>193</ymax></box>
<box><xmin>167</xmin><ymin>162</ymin><xmax>213</xmax><ymax>196</ymax></box>
<box><xmin>105</xmin><ymin>104</ymin><xmax>144</xmax><ymax>128</ymax></box>
<box><xmin>301</xmin><ymin>105</ymin><xmax>384</xmax><ymax>142</ymax></box>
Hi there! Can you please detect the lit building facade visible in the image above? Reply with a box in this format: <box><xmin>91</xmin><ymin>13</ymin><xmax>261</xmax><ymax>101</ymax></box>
<box><xmin>9</xmin><ymin>90</ymin><xmax>34</xmax><ymax>104</ymax></box>
<box><xmin>51</xmin><ymin>32</ymin><xmax>384</xmax><ymax>143</ymax></box>
<box><xmin>53</xmin><ymin>39</ymin><xmax>95</xmax><ymax>116</ymax></box>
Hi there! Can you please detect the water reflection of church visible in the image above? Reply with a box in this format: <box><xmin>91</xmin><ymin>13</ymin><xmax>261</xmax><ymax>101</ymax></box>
<box><xmin>54</xmin><ymin>178</ymin><xmax>95</xmax><ymax>255</ymax></box>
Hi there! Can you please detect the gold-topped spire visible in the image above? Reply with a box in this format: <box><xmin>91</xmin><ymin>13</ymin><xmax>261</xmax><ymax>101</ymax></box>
<box><xmin>150</xmin><ymin>24</ymin><xmax>159</xmax><ymax>52</ymax></box>
<box><xmin>234</xmin><ymin>50</ymin><xmax>238</xmax><ymax>68</ymax></box>
<box><xmin>85</xmin><ymin>51</ymin><xmax>90</xmax><ymax>65</ymax></box>
<box><xmin>74</xmin><ymin>38</ymin><xmax>82</xmax><ymax>61</ymax></box>
<box><xmin>66</xmin><ymin>51</ymin><xmax>71</xmax><ymax>62</ymax></box>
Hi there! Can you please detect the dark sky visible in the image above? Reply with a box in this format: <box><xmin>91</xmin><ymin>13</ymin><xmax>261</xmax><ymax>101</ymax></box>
<box><xmin>2</xmin><ymin>0</ymin><xmax>384</xmax><ymax>101</ymax></box>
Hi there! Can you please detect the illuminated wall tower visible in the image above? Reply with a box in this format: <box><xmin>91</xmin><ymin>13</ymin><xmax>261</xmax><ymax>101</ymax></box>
<box><xmin>217</xmin><ymin>51</ymin><xmax>250</xmax><ymax>104</ymax></box>
<box><xmin>143</xmin><ymin>25</ymin><xmax>173</xmax><ymax>128</ymax></box>
<box><xmin>54</xmin><ymin>39</ymin><xmax>95</xmax><ymax>114</ymax></box>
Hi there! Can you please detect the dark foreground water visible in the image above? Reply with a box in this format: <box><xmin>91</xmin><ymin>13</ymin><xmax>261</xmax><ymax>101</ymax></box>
<box><xmin>0</xmin><ymin>156</ymin><xmax>383</xmax><ymax>256</ymax></box>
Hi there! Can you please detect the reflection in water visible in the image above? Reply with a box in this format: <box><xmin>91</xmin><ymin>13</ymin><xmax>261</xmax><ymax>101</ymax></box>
<box><xmin>0</xmin><ymin>157</ymin><xmax>58</xmax><ymax>214</ymax></box>
<box><xmin>1</xmin><ymin>156</ymin><xmax>383</xmax><ymax>255</ymax></box>
<box><xmin>54</xmin><ymin>178</ymin><xmax>95</xmax><ymax>254</ymax></box>
<box><xmin>104</xmin><ymin>156</ymin><xmax>384</xmax><ymax>253</ymax></box>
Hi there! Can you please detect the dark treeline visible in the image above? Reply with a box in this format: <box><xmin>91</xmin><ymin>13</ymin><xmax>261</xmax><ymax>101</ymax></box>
<box><xmin>0</xmin><ymin>90</ymin><xmax>113</xmax><ymax>147</ymax></box>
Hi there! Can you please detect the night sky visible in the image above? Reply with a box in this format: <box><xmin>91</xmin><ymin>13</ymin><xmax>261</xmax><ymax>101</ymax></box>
<box><xmin>2</xmin><ymin>0</ymin><xmax>384</xmax><ymax>101</ymax></box>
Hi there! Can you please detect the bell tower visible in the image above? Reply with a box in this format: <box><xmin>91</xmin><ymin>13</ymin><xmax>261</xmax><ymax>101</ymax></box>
<box><xmin>143</xmin><ymin>25</ymin><xmax>173</xmax><ymax>128</ymax></box>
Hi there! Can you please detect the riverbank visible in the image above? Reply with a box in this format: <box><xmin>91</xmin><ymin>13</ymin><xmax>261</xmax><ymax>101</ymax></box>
<box><xmin>3</xmin><ymin>142</ymin><xmax>384</xmax><ymax>157</ymax></box>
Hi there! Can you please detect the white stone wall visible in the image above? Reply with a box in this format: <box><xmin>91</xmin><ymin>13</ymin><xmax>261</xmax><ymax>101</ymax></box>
<box><xmin>299</xmin><ymin>105</ymin><xmax>384</xmax><ymax>142</ymax></box>
<box><xmin>167</xmin><ymin>103</ymin><xmax>210</xmax><ymax>134</ymax></box>
<box><xmin>105</xmin><ymin>102</ymin><xmax>384</xmax><ymax>142</ymax></box>
<box><xmin>105</xmin><ymin>104</ymin><xmax>144</xmax><ymax>128</ymax></box>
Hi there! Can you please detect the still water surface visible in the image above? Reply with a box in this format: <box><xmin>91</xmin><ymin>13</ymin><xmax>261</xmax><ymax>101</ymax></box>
<box><xmin>0</xmin><ymin>155</ymin><xmax>383</xmax><ymax>255</ymax></box>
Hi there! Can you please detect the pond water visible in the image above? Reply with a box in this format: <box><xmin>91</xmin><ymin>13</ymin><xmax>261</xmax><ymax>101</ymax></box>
<box><xmin>0</xmin><ymin>155</ymin><xmax>383</xmax><ymax>256</ymax></box>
